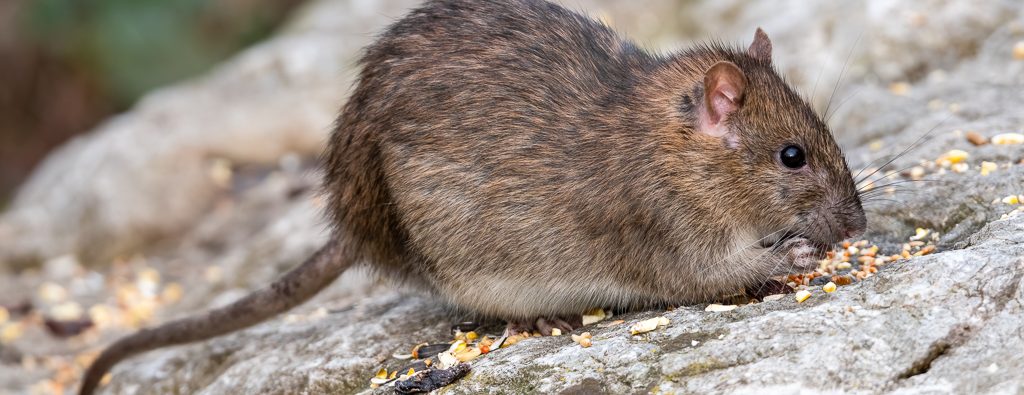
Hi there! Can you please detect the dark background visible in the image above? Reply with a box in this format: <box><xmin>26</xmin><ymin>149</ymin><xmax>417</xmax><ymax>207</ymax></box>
<box><xmin>0</xmin><ymin>0</ymin><xmax>307</xmax><ymax>207</ymax></box>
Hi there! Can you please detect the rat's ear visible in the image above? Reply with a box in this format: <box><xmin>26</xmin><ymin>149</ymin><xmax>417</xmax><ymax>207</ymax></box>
<box><xmin>748</xmin><ymin>28</ymin><xmax>772</xmax><ymax>63</ymax></box>
<box><xmin>699</xmin><ymin>61</ymin><xmax>747</xmax><ymax>147</ymax></box>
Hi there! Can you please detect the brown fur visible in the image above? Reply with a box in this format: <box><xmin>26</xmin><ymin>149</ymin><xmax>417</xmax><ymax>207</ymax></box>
<box><xmin>81</xmin><ymin>1</ymin><xmax>865</xmax><ymax>393</ymax></box>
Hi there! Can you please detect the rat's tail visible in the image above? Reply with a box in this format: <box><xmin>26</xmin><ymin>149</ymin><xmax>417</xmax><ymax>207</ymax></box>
<box><xmin>79</xmin><ymin>240</ymin><xmax>352</xmax><ymax>395</ymax></box>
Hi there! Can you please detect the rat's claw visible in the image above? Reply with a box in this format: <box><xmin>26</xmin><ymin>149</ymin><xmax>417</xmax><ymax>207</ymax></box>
<box><xmin>769</xmin><ymin>237</ymin><xmax>824</xmax><ymax>276</ymax></box>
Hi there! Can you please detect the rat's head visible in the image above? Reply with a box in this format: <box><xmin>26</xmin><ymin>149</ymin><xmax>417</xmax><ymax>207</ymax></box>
<box><xmin>690</xmin><ymin>29</ymin><xmax>866</xmax><ymax>265</ymax></box>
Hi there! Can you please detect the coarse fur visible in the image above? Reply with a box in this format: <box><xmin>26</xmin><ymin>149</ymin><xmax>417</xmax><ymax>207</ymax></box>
<box><xmin>81</xmin><ymin>0</ymin><xmax>865</xmax><ymax>393</ymax></box>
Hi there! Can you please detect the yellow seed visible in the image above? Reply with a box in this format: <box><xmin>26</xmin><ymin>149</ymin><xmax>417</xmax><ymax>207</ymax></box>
<box><xmin>465</xmin><ymin>331</ymin><xmax>478</xmax><ymax>341</ymax></box>
<box><xmin>991</xmin><ymin>133</ymin><xmax>1024</xmax><ymax>145</ymax></box>
<box><xmin>375</xmin><ymin>368</ymin><xmax>387</xmax><ymax>379</ymax></box>
<box><xmin>936</xmin><ymin>149</ymin><xmax>969</xmax><ymax>165</ymax></box>
<box><xmin>1002</xmin><ymin>195</ymin><xmax>1021</xmax><ymax>205</ymax></box>
<box><xmin>449</xmin><ymin>339</ymin><xmax>467</xmax><ymax>353</ymax></box>
<box><xmin>389</xmin><ymin>370</ymin><xmax>397</xmax><ymax>379</ymax></box>
<box><xmin>823</xmin><ymin>282</ymin><xmax>837</xmax><ymax>293</ymax></box>
<box><xmin>500</xmin><ymin>336</ymin><xmax>517</xmax><ymax>348</ymax></box>
<box><xmin>980</xmin><ymin>161</ymin><xmax>998</xmax><ymax>176</ymax></box>
<box><xmin>550</xmin><ymin>328</ymin><xmax>562</xmax><ymax>336</ymax></box>
<box><xmin>581</xmin><ymin>308</ymin><xmax>607</xmax><ymax>325</ymax></box>
<box><xmin>454</xmin><ymin>347</ymin><xmax>481</xmax><ymax>362</ymax></box>
<box><xmin>795</xmin><ymin>290</ymin><xmax>812</xmax><ymax>303</ymax></box>
<box><xmin>407</xmin><ymin>368</ymin><xmax>415</xmax><ymax>376</ymax></box>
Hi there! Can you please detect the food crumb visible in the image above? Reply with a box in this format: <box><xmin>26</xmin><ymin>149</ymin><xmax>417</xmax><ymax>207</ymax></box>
<box><xmin>629</xmin><ymin>316</ymin><xmax>669</xmax><ymax>335</ymax></box>
<box><xmin>762</xmin><ymin>294</ymin><xmax>785</xmax><ymax>302</ymax></box>
<box><xmin>965</xmin><ymin>131</ymin><xmax>988</xmax><ymax>146</ymax></box>
<box><xmin>936</xmin><ymin>149</ymin><xmax>969</xmax><ymax>167</ymax></box>
<box><xmin>991</xmin><ymin>133</ymin><xmax>1024</xmax><ymax>145</ymax></box>
<box><xmin>571</xmin><ymin>332</ymin><xmax>593</xmax><ymax>348</ymax></box>
<box><xmin>704</xmin><ymin>303</ymin><xmax>738</xmax><ymax>312</ymax></box>
<box><xmin>980</xmin><ymin>161</ymin><xmax>998</xmax><ymax>176</ymax></box>
<box><xmin>795</xmin><ymin>290</ymin><xmax>812</xmax><ymax>303</ymax></box>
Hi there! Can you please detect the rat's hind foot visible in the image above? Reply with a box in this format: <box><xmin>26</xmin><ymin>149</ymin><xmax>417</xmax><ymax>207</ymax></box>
<box><xmin>505</xmin><ymin>315</ymin><xmax>582</xmax><ymax>336</ymax></box>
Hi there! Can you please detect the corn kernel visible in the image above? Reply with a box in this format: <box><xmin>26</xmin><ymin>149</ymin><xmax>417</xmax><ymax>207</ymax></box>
<box><xmin>795</xmin><ymin>290</ymin><xmax>812</xmax><ymax>303</ymax></box>
<box><xmin>448</xmin><ymin>339</ymin><xmax>467</xmax><ymax>353</ymax></box>
<box><xmin>1002</xmin><ymin>195</ymin><xmax>1021</xmax><ymax>205</ymax></box>
<box><xmin>936</xmin><ymin>149</ymin><xmax>969</xmax><ymax>166</ymax></box>
<box><xmin>991</xmin><ymin>133</ymin><xmax>1024</xmax><ymax>145</ymax></box>
<box><xmin>823</xmin><ymin>282</ymin><xmax>837</xmax><ymax>293</ymax></box>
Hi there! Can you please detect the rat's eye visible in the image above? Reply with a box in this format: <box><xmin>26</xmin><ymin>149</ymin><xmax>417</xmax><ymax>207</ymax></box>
<box><xmin>779</xmin><ymin>145</ymin><xmax>806</xmax><ymax>169</ymax></box>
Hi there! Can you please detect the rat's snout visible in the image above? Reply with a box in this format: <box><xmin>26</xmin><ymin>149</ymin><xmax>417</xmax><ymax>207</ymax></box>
<box><xmin>842</xmin><ymin>211</ymin><xmax>867</xmax><ymax>239</ymax></box>
<box><xmin>812</xmin><ymin>197</ymin><xmax>867</xmax><ymax>245</ymax></box>
<box><xmin>832</xmin><ymin>198</ymin><xmax>867</xmax><ymax>242</ymax></box>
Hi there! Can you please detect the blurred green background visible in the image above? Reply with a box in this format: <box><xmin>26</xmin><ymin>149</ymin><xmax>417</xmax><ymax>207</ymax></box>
<box><xmin>0</xmin><ymin>0</ymin><xmax>307</xmax><ymax>207</ymax></box>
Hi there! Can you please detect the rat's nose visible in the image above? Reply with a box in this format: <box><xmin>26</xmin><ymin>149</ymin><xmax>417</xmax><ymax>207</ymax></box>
<box><xmin>841</xmin><ymin>211</ymin><xmax>867</xmax><ymax>240</ymax></box>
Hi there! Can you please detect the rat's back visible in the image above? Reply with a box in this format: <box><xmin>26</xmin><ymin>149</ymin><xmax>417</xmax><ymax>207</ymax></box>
<box><xmin>326</xmin><ymin>0</ymin><xmax>674</xmax><ymax>318</ymax></box>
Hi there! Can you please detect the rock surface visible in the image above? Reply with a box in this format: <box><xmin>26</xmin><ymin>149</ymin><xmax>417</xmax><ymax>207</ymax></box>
<box><xmin>1</xmin><ymin>1</ymin><xmax>1023</xmax><ymax>394</ymax></box>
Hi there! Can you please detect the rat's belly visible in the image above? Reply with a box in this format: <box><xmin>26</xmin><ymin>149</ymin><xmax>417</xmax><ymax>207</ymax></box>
<box><xmin>432</xmin><ymin>266</ymin><xmax>642</xmax><ymax>318</ymax></box>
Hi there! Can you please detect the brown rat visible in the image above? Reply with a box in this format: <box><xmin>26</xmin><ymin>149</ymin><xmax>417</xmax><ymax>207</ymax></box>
<box><xmin>81</xmin><ymin>0</ymin><xmax>865</xmax><ymax>393</ymax></box>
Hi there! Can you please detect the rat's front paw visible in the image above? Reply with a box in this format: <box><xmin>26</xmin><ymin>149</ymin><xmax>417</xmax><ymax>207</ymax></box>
<box><xmin>771</xmin><ymin>237</ymin><xmax>825</xmax><ymax>275</ymax></box>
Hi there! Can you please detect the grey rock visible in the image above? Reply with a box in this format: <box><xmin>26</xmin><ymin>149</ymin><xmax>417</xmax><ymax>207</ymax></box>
<box><xmin>1</xmin><ymin>1</ymin><xmax>1023</xmax><ymax>394</ymax></box>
